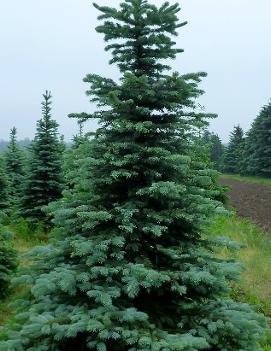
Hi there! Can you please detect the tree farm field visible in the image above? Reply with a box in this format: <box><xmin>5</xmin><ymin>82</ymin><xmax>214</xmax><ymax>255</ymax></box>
<box><xmin>220</xmin><ymin>175</ymin><xmax>271</xmax><ymax>231</ymax></box>
<box><xmin>1</xmin><ymin>0</ymin><xmax>271</xmax><ymax>350</ymax></box>
<box><xmin>217</xmin><ymin>175</ymin><xmax>271</xmax><ymax>308</ymax></box>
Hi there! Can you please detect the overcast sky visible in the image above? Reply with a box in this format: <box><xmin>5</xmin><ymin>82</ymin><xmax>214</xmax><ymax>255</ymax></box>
<box><xmin>0</xmin><ymin>0</ymin><xmax>270</xmax><ymax>142</ymax></box>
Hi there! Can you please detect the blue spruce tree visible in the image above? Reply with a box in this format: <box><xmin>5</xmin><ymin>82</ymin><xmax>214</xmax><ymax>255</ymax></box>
<box><xmin>0</xmin><ymin>1</ymin><xmax>266</xmax><ymax>350</ymax></box>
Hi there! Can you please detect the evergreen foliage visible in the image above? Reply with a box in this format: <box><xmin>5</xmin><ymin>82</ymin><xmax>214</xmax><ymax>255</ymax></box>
<box><xmin>202</xmin><ymin>131</ymin><xmax>224</xmax><ymax>171</ymax></box>
<box><xmin>20</xmin><ymin>91</ymin><xmax>63</xmax><ymax>226</ymax></box>
<box><xmin>59</xmin><ymin>135</ymin><xmax>67</xmax><ymax>155</ymax></box>
<box><xmin>73</xmin><ymin>120</ymin><xmax>85</xmax><ymax>149</ymax></box>
<box><xmin>63</xmin><ymin>122</ymin><xmax>91</xmax><ymax>189</ymax></box>
<box><xmin>0</xmin><ymin>138</ymin><xmax>31</xmax><ymax>153</ymax></box>
<box><xmin>0</xmin><ymin>156</ymin><xmax>9</xmax><ymax>213</ymax></box>
<box><xmin>193</xmin><ymin>132</ymin><xmax>227</xmax><ymax>204</ymax></box>
<box><xmin>4</xmin><ymin>127</ymin><xmax>25</xmax><ymax>208</ymax></box>
<box><xmin>210</xmin><ymin>135</ymin><xmax>224</xmax><ymax>171</ymax></box>
<box><xmin>0</xmin><ymin>1</ymin><xmax>266</xmax><ymax>350</ymax></box>
<box><xmin>223</xmin><ymin>125</ymin><xmax>244</xmax><ymax>174</ymax></box>
<box><xmin>241</xmin><ymin>102</ymin><xmax>271</xmax><ymax>177</ymax></box>
<box><xmin>0</xmin><ymin>230</ymin><xmax>17</xmax><ymax>300</ymax></box>
<box><xmin>240</xmin><ymin>130</ymin><xmax>257</xmax><ymax>177</ymax></box>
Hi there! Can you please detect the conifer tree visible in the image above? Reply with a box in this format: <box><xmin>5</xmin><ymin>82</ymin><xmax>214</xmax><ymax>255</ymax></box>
<box><xmin>59</xmin><ymin>134</ymin><xmax>67</xmax><ymax>155</ymax></box>
<box><xmin>240</xmin><ymin>131</ymin><xmax>255</xmax><ymax>176</ymax></box>
<box><xmin>0</xmin><ymin>1</ymin><xmax>266</xmax><ymax>350</ymax></box>
<box><xmin>240</xmin><ymin>115</ymin><xmax>263</xmax><ymax>176</ymax></box>
<box><xmin>202</xmin><ymin>131</ymin><xmax>224</xmax><ymax>171</ymax></box>
<box><xmin>242</xmin><ymin>101</ymin><xmax>271</xmax><ymax>177</ymax></box>
<box><xmin>4</xmin><ymin>127</ymin><xmax>25</xmax><ymax>208</ymax></box>
<box><xmin>20</xmin><ymin>91</ymin><xmax>63</xmax><ymax>226</ymax></box>
<box><xmin>223</xmin><ymin>125</ymin><xmax>244</xmax><ymax>174</ymax></box>
<box><xmin>195</xmin><ymin>132</ymin><xmax>227</xmax><ymax>203</ymax></box>
<box><xmin>210</xmin><ymin>134</ymin><xmax>224</xmax><ymax>171</ymax></box>
<box><xmin>255</xmin><ymin>102</ymin><xmax>271</xmax><ymax>178</ymax></box>
<box><xmin>252</xmin><ymin>102</ymin><xmax>271</xmax><ymax>176</ymax></box>
<box><xmin>63</xmin><ymin>121</ymin><xmax>90</xmax><ymax>189</ymax></box>
<box><xmin>73</xmin><ymin>120</ymin><xmax>85</xmax><ymax>148</ymax></box>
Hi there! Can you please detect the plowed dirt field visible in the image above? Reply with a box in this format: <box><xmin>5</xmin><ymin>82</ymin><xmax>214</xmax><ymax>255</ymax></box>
<box><xmin>219</xmin><ymin>178</ymin><xmax>271</xmax><ymax>231</ymax></box>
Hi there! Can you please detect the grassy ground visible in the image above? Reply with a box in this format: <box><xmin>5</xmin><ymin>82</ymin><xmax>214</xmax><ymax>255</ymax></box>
<box><xmin>222</xmin><ymin>173</ymin><xmax>271</xmax><ymax>187</ymax></box>
<box><xmin>209</xmin><ymin>214</ymin><xmax>271</xmax><ymax>350</ymax></box>
<box><xmin>0</xmin><ymin>221</ymin><xmax>47</xmax><ymax>326</ymax></box>
<box><xmin>209</xmin><ymin>215</ymin><xmax>271</xmax><ymax>311</ymax></box>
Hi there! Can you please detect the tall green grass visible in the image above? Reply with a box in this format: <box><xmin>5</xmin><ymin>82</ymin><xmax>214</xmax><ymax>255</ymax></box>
<box><xmin>209</xmin><ymin>215</ymin><xmax>271</xmax><ymax>310</ymax></box>
<box><xmin>209</xmin><ymin>214</ymin><xmax>271</xmax><ymax>350</ymax></box>
<box><xmin>222</xmin><ymin>173</ymin><xmax>271</xmax><ymax>187</ymax></box>
<box><xmin>8</xmin><ymin>218</ymin><xmax>47</xmax><ymax>252</ymax></box>
<box><xmin>0</xmin><ymin>219</ymin><xmax>47</xmax><ymax>327</ymax></box>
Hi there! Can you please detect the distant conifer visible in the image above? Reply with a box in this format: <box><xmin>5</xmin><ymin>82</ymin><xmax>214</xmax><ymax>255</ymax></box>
<box><xmin>20</xmin><ymin>91</ymin><xmax>63</xmax><ymax>226</ymax></box>
<box><xmin>223</xmin><ymin>125</ymin><xmax>244</xmax><ymax>174</ymax></box>
<box><xmin>242</xmin><ymin>102</ymin><xmax>271</xmax><ymax>176</ymax></box>
<box><xmin>63</xmin><ymin>120</ymin><xmax>91</xmax><ymax>188</ymax></box>
<box><xmin>4</xmin><ymin>127</ymin><xmax>25</xmax><ymax>208</ymax></box>
<box><xmin>202</xmin><ymin>131</ymin><xmax>224</xmax><ymax>171</ymax></box>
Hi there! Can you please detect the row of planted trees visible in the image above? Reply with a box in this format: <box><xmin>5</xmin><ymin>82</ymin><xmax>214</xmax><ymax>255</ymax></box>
<box><xmin>0</xmin><ymin>91</ymin><xmax>68</xmax><ymax>304</ymax></box>
<box><xmin>223</xmin><ymin>102</ymin><xmax>271</xmax><ymax>176</ymax></box>
<box><xmin>0</xmin><ymin>91</ymin><xmax>67</xmax><ymax>302</ymax></box>
<box><xmin>204</xmin><ymin>101</ymin><xmax>271</xmax><ymax>177</ymax></box>
<box><xmin>0</xmin><ymin>0</ymin><xmax>268</xmax><ymax>350</ymax></box>
<box><xmin>0</xmin><ymin>91</ymin><xmax>64</xmax><ymax>227</ymax></box>
<box><xmin>0</xmin><ymin>89</ymin><xmax>87</xmax><ymax>300</ymax></box>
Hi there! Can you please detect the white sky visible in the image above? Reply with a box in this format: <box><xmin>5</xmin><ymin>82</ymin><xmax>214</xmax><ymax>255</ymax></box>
<box><xmin>0</xmin><ymin>0</ymin><xmax>270</xmax><ymax>142</ymax></box>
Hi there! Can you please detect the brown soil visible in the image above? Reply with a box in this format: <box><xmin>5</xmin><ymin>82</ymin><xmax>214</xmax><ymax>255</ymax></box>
<box><xmin>219</xmin><ymin>178</ymin><xmax>271</xmax><ymax>231</ymax></box>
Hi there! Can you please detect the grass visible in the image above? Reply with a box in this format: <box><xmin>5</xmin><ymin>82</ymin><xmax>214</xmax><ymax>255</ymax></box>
<box><xmin>209</xmin><ymin>214</ymin><xmax>271</xmax><ymax>350</ymax></box>
<box><xmin>222</xmin><ymin>173</ymin><xmax>271</xmax><ymax>187</ymax></box>
<box><xmin>0</xmin><ymin>220</ymin><xmax>47</xmax><ymax>326</ymax></box>
<box><xmin>209</xmin><ymin>214</ymin><xmax>271</xmax><ymax>311</ymax></box>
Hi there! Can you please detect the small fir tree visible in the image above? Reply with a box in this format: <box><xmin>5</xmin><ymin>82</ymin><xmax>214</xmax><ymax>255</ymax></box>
<box><xmin>210</xmin><ymin>134</ymin><xmax>224</xmax><ymax>171</ymax></box>
<box><xmin>72</xmin><ymin>120</ymin><xmax>85</xmax><ymax>148</ymax></box>
<box><xmin>63</xmin><ymin>121</ymin><xmax>91</xmax><ymax>189</ymax></box>
<box><xmin>20</xmin><ymin>91</ymin><xmax>63</xmax><ymax>226</ymax></box>
<box><xmin>253</xmin><ymin>103</ymin><xmax>271</xmax><ymax>176</ymax></box>
<box><xmin>195</xmin><ymin>132</ymin><xmax>227</xmax><ymax>204</ymax></box>
<box><xmin>59</xmin><ymin>134</ymin><xmax>67</xmax><ymax>154</ymax></box>
<box><xmin>223</xmin><ymin>125</ymin><xmax>244</xmax><ymax>174</ymax></box>
<box><xmin>202</xmin><ymin>131</ymin><xmax>224</xmax><ymax>171</ymax></box>
<box><xmin>4</xmin><ymin>127</ymin><xmax>25</xmax><ymax>208</ymax></box>
<box><xmin>0</xmin><ymin>1</ymin><xmax>266</xmax><ymax>350</ymax></box>
<box><xmin>240</xmin><ymin>133</ymin><xmax>255</xmax><ymax>176</ymax></box>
